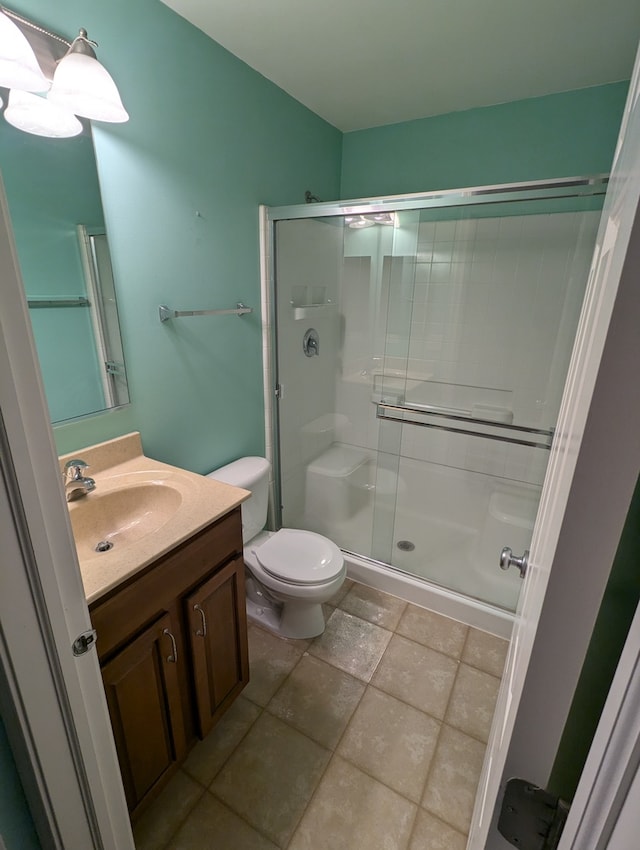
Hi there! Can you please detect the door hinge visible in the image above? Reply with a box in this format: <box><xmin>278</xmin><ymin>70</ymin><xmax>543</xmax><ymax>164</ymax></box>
<box><xmin>498</xmin><ymin>778</ymin><xmax>570</xmax><ymax>850</ymax></box>
<box><xmin>275</xmin><ymin>383</ymin><xmax>283</xmax><ymax>399</ymax></box>
<box><xmin>72</xmin><ymin>629</ymin><xmax>97</xmax><ymax>657</ymax></box>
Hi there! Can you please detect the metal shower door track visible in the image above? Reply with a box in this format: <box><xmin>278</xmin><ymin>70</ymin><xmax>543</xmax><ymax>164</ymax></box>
<box><xmin>267</xmin><ymin>174</ymin><xmax>608</xmax><ymax>221</ymax></box>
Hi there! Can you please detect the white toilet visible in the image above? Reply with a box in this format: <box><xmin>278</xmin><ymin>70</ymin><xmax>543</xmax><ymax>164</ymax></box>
<box><xmin>207</xmin><ymin>456</ymin><xmax>346</xmax><ymax>639</ymax></box>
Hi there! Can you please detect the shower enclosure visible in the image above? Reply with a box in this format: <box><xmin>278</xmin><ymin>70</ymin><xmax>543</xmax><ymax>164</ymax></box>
<box><xmin>262</xmin><ymin>177</ymin><xmax>606</xmax><ymax>628</ymax></box>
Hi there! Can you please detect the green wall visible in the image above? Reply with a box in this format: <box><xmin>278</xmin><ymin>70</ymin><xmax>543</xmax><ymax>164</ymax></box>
<box><xmin>10</xmin><ymin>0</ymin><xmax>342</xmax><ymax>470</ymax></box>
<box><xmin>0</xmin><ymin>714</ymin><xmax>41</xmax><ymax>850</ymax></box>
<box><xmin>549</xmin><ymin>473</ymin><xmax>640</xmax><ymax>801</ymax></box>
<box><xmin>340</xmin><ymin>83</ymin><xmax>629</xmax><ymax>199</ymax></box>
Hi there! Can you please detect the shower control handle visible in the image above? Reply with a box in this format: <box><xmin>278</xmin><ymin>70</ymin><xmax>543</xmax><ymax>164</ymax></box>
<box><xmin>499</xmin><ymin>547</ymin><xmax>529</xmax><ymax>579</ymax></box>
<box><xmin>303</xmin><ymin>328</ymin><xmax>319</xmax><ymax>357</ymax></box>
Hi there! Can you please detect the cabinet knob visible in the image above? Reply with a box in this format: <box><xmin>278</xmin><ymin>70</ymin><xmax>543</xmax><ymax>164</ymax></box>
<box><xmin>193</xmin><ymin>603</ymin><xmax>207</xmax><ymax>638</ymax></box>
<box><xmin>163</xmin><ymin>628</ymin><xmax>178</xmax><ymax>663</ymax></box>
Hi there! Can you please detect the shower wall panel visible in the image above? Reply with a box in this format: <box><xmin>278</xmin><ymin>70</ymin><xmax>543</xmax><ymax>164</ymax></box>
<box><xmin>274</xmin><ymin>219</ymin><xmax>342</xmax><ymax>526</ymax></box>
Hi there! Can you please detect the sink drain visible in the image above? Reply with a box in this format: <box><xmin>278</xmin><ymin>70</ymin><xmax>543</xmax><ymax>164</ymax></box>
<box><xmin>397</xmin><ymin>540</ymin><xmax>415</xmax><ymax>552</ymax></box>
<box><xmin>95</xmin><ymin>540</ymin><xmax>114</xmax><ymax>553</ymax></box>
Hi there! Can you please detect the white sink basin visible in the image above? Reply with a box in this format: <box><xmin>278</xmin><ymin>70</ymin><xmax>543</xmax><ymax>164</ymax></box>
<box><xmin>69</xmin><ymin>481</ymin><xmax>183</xmax><ymax>561</ymax></box>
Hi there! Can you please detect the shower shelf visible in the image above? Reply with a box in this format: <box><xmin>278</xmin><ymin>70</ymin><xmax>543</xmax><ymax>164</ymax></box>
<box><xmin>290</xmin><ymin>302</ymin><xmax>336</xmax><ymax>320</ymax></box>
<box><xmin>28</xmin><ymin>297</ymin><xmax>90</xmax><ymax>309</ymax></box>
<box><xmin>376</xmin><ymin>402</ymin><xmax>554</xmax><ymax>450</ymax></box>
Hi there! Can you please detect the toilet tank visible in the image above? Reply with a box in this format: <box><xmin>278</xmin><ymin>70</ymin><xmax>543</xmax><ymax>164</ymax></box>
<box><xmin>207</xmin><ymin>456</ymin><xmax>270</xmax><ymax>543</ymax></box>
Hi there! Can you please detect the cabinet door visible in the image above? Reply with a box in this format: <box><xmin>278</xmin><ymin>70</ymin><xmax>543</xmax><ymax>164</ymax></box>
<box><xmin>185</xmin><ymin>556</ymin><xmax>249</xmax><ymax>737</ymax></box>
<box><xmin>101</xmin><ymin>612</ymin><xmax>186</xmax><ymax>813</ymax></box>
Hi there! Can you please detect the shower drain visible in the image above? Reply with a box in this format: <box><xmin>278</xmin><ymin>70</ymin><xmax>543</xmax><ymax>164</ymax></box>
<box><xmin>95</xmin><ymin>540</ymin><xmax>114</xmax><ymax>553</ymax></box>
<box><xmin>397</xmin><ymin>540</ymin><xmax>415</xmax><ymax>552</ymax></box>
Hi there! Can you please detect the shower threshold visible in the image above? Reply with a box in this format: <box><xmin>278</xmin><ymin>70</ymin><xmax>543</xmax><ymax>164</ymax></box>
<box><xmin>342</xmin><ymin>549</ymin><xmax>514</xmax><ymax>639</ymax></box>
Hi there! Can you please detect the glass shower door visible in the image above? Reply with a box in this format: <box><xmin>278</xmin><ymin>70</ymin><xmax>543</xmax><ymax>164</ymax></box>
<box><xmin>369</xmin><ymin>201</ymin><xmax>601</xmax><ymax>610</ymax></box>
<box><xmin>272</xmin><ymin>182</ymin><xmax>604</xmax><ymax>615</ymax></box>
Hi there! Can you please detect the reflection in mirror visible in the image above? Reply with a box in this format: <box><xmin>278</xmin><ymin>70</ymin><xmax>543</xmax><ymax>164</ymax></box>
<box><xmin>0</xmin><ymin>9</ymin><xmax>129</xmax><ymax>423</ymax></box>
<box><xmin>0</xmin><ymin>112</ymin><xmax>129</xmax><ymax>422</ymax></box>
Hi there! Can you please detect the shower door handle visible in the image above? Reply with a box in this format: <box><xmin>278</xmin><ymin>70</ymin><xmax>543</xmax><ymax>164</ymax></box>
<box><xmin>499</xmin><ymin>547</ymin><xmax>529</xmax><ymax>579</ymax></box>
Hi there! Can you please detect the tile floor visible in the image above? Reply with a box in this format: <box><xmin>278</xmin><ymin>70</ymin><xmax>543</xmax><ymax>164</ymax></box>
<box><xmin>133</xmin><ymin>580</ymin><xmax>508</xmax><ymax>850</ymax></box>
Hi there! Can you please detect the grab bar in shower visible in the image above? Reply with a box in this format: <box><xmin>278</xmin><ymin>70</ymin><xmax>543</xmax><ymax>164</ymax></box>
<box><xmin>158</xmin><ymin>302</ymin><xmax>253</xmax><ymax>322</ymax></box>
<box><xmin>375</xmin><ymin>402</ymin><xmax>554</xmax><ymax>450</ymax></box>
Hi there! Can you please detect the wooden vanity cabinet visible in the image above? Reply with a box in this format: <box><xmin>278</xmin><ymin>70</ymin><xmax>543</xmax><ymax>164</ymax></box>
<box><xmin>100</xmin><ymin>610</ymin><xmax>187</xmax><ymax>810</ymax></box>
<box><xmin>185</xmin><ymin>555</ymin><xmax>248</xmax><ymax>738</ymax></box>
<box><xmin>89</xmin><ymin>507</ymin><xmax>249</xmax><ymax>816</ymax></box>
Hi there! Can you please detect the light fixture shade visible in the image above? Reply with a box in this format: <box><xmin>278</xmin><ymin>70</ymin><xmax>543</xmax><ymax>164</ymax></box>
<box><xmin>4</xmin><ymin>89</ymin><xmax>82</xmax><ymax>138</ymax></box>
<box><xmin>0</xmin><ymin>10</ymin><xmax>49</xmax><ymax>92</ymax></box>
<box><xmin>348</xmin><ymin>215</ymin><xmax>376</xmax><ymax>229</ymax></box>
<box><xmin>49</xmin><ymin>52</ymin><xmax>129</xmax><ymax>123</ymax></box>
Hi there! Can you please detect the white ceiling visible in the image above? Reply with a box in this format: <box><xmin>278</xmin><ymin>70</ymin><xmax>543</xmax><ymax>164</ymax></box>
<box><xmin>160</xmin><ymin>0</ymin><xmax>640</xmax><ymax>132</ymax></box>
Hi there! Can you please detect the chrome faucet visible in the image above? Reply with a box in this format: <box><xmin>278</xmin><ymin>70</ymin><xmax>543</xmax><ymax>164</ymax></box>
<box><xmin>63</xmin><ymin>459</ymin><xmax>96</xmax><ymax>502</ymax></box>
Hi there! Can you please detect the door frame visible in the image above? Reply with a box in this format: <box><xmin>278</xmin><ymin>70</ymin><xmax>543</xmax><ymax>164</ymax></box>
<box><xmin>0</xmin><ymin>179</ymin><xmax>133</xmax><ymax>849</ymax></box>
<box><xmin>559</xmin><ymin>595</ymin><xmax>640</xmax><ymax>849</ymax></box>
<box><xmin>484</xmin><ymin>44</ymin><xmax>640</xmax><ymax>848</ymax></box>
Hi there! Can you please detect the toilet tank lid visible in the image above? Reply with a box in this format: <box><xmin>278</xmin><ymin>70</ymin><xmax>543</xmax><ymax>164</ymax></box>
<box><xmin>206</xmin><ymin>456</ymin><xmax>270</xmax><ymax>488</ymax></box>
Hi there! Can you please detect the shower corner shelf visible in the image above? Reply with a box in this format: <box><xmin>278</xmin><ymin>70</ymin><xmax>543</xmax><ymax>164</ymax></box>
<box><xmin>291</xmin><ymin>302</ymin><xmax>336</xmax><ymax>320</ymax></box>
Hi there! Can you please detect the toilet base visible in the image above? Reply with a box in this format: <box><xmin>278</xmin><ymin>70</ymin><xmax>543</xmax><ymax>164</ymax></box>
<box><xmin>244</xmin><ymin>577</ymin><xmax>327</xmax><ymax>639</ymax></box>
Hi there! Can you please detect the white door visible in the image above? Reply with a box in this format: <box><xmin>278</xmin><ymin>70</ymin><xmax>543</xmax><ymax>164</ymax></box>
<box><xmin>0</xmin><ymin>180</ymin><xmax>134</xmax><ymax>849</ymax></box>
<box><xmin>469</xmin><ymin>45</ymin><xmax>640</xmax><ymax>850</ymax></box>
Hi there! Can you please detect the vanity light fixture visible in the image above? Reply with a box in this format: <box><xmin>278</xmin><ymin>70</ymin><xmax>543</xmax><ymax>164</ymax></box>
<box><xmin>0</xmin><ymin>7</ymin><xmax>128</xmax><ymax>138</ymax></box>
<box><xmin>4</xmin><ymin>88</ymin><xmax>82</xmax><ymax>137</ymax></box>
<box><xmin>48</xmin><ymin>29</ymin><xmax>129</xmax><ymax>123</ymax></box>
<box><xmin>0</xmin><ymin>8</ymin><xmax>48</xmax><ymax>91</ymax></box>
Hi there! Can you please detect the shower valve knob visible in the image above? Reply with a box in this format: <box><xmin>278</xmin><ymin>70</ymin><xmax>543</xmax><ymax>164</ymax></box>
<box><xmin>499</xmin><ymin>547</ymin><xmax>529</xmax><ymax>579</ymax></box>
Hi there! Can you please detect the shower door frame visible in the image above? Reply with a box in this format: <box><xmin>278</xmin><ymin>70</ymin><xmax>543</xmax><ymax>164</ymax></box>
<box><xmin>261</xmin><ymin>174</ymin><xmax>608</xmax><ymax>617</ymax></box>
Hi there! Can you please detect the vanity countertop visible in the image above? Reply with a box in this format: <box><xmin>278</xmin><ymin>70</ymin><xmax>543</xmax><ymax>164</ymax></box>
<box><xmin>59</xmin><ymin>432</ymin><xmax>249</xmax><ymax>605</ymax></box>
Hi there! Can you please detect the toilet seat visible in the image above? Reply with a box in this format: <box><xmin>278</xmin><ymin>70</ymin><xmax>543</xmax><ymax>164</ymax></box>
<box><xmin>253</xmin><ymin>528</ymin><xmax>343</xmax><ymax>586</ymax></box>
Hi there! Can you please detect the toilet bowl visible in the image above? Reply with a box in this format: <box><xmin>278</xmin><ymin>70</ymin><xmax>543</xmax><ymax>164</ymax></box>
<box><xmin>207</xmin><ymin>457</ymin><xmax>345</xmax><ymax>639</ymax></box>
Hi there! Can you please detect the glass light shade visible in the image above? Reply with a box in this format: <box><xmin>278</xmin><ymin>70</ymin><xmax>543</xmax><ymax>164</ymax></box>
<box><xmin>49</xmin><ymin>52</ymin><xmax>128</xmax><ymax>123</ymax></box>
<box><xmin>348</xmin><ymin>215</ymin><xmax>375</xmax><ymax>229</ymax></box>
<box><xmin>363</xmin><ymin>212</ymin><xmax>396</xmax><ymax>226</ymax></box>
<box><xmin>0</xmin><ymin>11</ymin><xmax>49</xmax><ymax>92</ymax></box>
<box><xmin>4</xmin><ymin>89</ymin><xmax>82</xmax><ymax>138</ymax></box>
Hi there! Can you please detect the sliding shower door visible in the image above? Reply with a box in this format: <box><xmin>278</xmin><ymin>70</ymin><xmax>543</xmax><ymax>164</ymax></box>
<box><xmin>271</xmin><ymin>180</ymin><xmax>605</xmax><ymax>613</ymax></box>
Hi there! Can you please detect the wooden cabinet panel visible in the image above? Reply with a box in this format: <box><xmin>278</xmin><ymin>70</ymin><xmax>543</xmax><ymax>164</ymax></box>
<box><xmin>185</xmin><ymin>556</ymin><xmax>249</xmax><ymax>737</ymax></box>
<box><xmin>101</xmin><ymin>612</ymin><xmax>186</xmax><ymax>812</ymax></box>
<box><xmin>91</xmin><ymin>509</ymin><xmax>248</xmax><ymax>815</ymax></box>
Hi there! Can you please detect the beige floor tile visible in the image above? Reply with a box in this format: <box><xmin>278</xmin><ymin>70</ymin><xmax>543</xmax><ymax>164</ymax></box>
<box><xmin>210</xmin><ymin>712</ymin><xmax>330</xmax><ymax>846</ymax></box>
<box><xmin>338</xmin><ymin>687</ymin><xmax>440</xmax><ymax>802</ymax></box>
<box><xmin>242</xmin><ymin>624</ymin><xmax>309</xmax><ymax>707</ymax></box>
<box><xmin>268</xmin><ymin>654</ymin><xmax>365</xmax><ymax>749</ymax></box>
<box><xmin>422</xmin><ymin>725</ymin><xmax>486</xmax><ymax>834</ymax></box>
<box><xmin>409</xmin><ymin>809</ymin><xmax>468</xmax><ymax>850</ymax></box>
<box><xmin>463</xmin><ymin>628</ymin><xmax>509</xmax><ymax>678</ymax></box>
<box><xmin>445</xmin><ymin>663</ymin><xmax>501</xmax><ymax>743</ymax></box>
<box><xmin>183</xmin><ymin>696</ymin><xmax>261</xmax><ymax>786</ymax></box>
<box><xmin>397</xmin><ymin>605</ymin><xmax>469</xmax><ymax>659</ymax></box>
<box><xmin>339</xmin><ymin>584</ymin><xmax>407</xmax><ymax>630</ymax></box>
<box><xmin>166</xmin><ymin>793</ymin><xmax>278</xmax><ymax>850</ymax></box>
<box><xmin>372</xmin><ymin>634</ymin><xmax>458</xmax><ymax>719</ymax></box>
<box><xmin>133</xmin><ymin>770</ymin><xmax>203</xmax><ymax>850</ymax></box>
<box><xmin>309</xmin><ymin>609</ymin><xmax>392</xmax><ymax>682</ymax></box>
<box><xmin>288</xmin><ymin>755</ymin><xmax>417</xmax><ymax>850</ymax></box>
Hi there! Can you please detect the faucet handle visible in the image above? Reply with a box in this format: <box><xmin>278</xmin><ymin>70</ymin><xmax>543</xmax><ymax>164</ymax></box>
<box><xmin>64</xmin><ymin>458</ymin><xmax>90</xmax><ymax>481</ymax></box>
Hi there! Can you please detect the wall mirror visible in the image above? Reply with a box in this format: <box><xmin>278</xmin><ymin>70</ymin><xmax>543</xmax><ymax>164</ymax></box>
<box><xmin>0</xmin><ymin>9</ymin><xmax>129</xmax><ymax>423</ymax></box>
